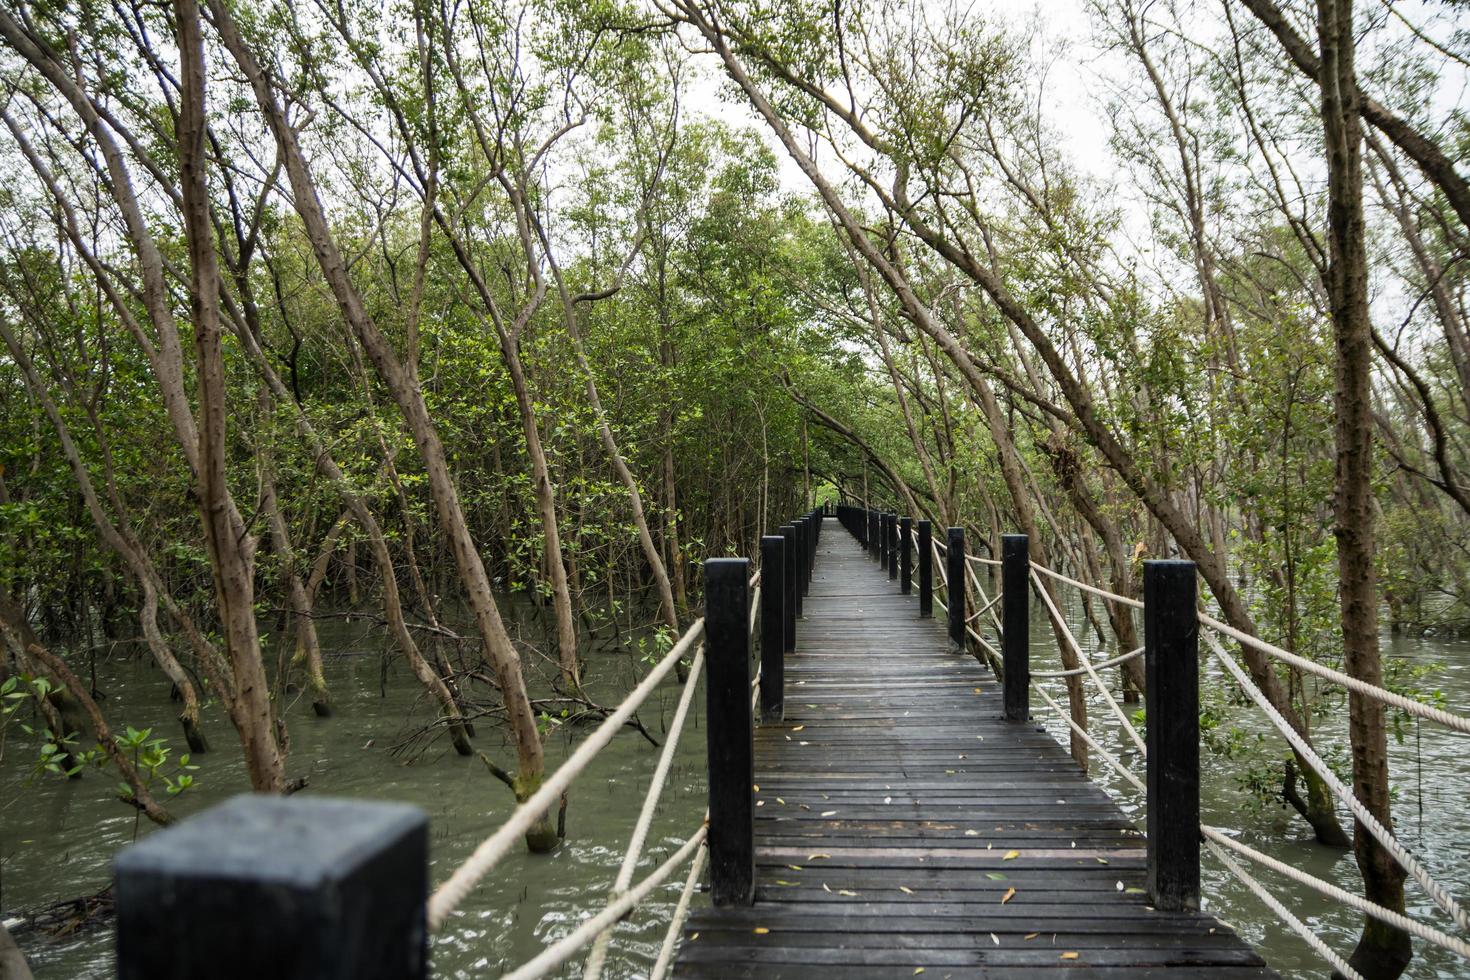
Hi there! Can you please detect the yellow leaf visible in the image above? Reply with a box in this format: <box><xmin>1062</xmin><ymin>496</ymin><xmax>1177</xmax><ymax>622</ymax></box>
<box><xmin>1023</xmin><ymin>933</ymin><xmax>1039</xmax><ymax>941</ymax></box>
<box><xmin>792</xmin><ymin>725</ymin><xmax>805</xmax><ymax>731</ymax></box>
<box><xmin>1060</xmin><ymin>952</ymin><xmax>1079</xmax><ymax>960</ymax></box>
<box><xmin>899</xmin><ymin>886</ymin><xmax>915</xmax><ymax>895</ymax></box>
<box><xmin>1003</xmin><ymin>849</ymin><xmax>1020</xmax><ymax>860</ymax></box>
<box><xmin>787</xmin><ymin>864</ymin><xmax>803</xmax><ymax>871</ymax></box>
<box><xmin>973</xmin><ymin>687</ymin><xmax>982</xmax><ymax>694</ymax></box>
<box><xmin>690</xmin><ymin>932</ymin><xmax>700</xmax><ymax>941</ymax></box>
<box><xmin>1001</xmin><ymin>888</ymin><xmax>1016</xmax><ymax>904</ymax></box>
<box><xmin>753</xmin><ymin>784</ymin><xmax>760</xmax><ymax>792</ymax></box>
<box><xmin>821</xmin><ymin>810</ymin><xmax>837</xmax><ymax>816</ymax></box>
<box><xmin>913</xmin><ymin>969</ymin><xmax>925</xmax><ymax>975</ymax></box>
<box><xmin>753</xmin><ymin>927</ymin><xmax>770</xmax><ymax>935</ymax></box>
<box><xmin>838</xmin><ymin>889</ymin><xmax>859</xmax><ymax>896</ymax></box>
<box><xmin>808</xmin><ymin>853</ymin><xmax>831</xmax><ymax>860</ymax></box>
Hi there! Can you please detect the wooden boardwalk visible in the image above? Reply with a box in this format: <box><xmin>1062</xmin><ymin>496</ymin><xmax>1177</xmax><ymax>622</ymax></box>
<box><xmin>674</xmin><ymin>517</ymin><xmax>1278</xmax><ymax>978</ymax></box>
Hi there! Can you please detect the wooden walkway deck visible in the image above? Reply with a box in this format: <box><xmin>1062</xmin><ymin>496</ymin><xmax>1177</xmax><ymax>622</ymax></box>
<box><xmin>673</xmin><ymin>517</ymin><xmax>1278</xmax><ymax>978</ymax></box>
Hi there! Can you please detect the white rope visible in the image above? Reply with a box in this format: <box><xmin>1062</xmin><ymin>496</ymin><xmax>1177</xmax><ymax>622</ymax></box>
<box><xmin>748</xmin><ymin>570</ymin><xmax>761</xmax><ymax>588</ymax></box>
<box><xmin>428</xmin><ymin>619</ymin><xmax>706</xmax><ymax>930</ymax></box>
<box><xmin>1033</xmin><ymin>684</ymin><xmax>1146</xmax><ymax>794</ymax></box>
<box><xmin>964</xmin><ymin>562</ymin><xmax>1004</xmax><ymax>635</ymax></box>
<box><xmin>933</xmin><ymin>540</ymin><xmax>949</xmax><ymax>586</ymax></box>
<box><xmin>649</xmin><ymin>826</ymin><xmax>708</xmax><ymax>980</ymax></box>
<box><xmin>1204</xmin><ymin>633</ymin><xmax>1470</xmax><ymax>932</ymax></box>
<box><xmin>582</xmin><ymin>646</ymin><xmax>707</xmax><ymax>980</ymax></box>
<box><xmin>1198</xmin><ymin>612</ymin><xmax>1470</xmax><ymax>736</ymax></box>
<box><xmin>965</xmin><ymin>623</ymin><xmax>1002</xmax><ymax>662</ymax></box>
<box><xmin>965</xmin><ymin>592</ymin><xmax>1000</xmax><ymax>624</ymax></box>
<box><xmin>503</xmin><ymin>826</ymin><xmax>709</xmax><ymax>980</ymax></box>
<box><xmin>1202</xmin><ymin>827</ymin><xmax>1470</xmax><ymax>962</ymax></box>
<box><xmin>1031</xmin><ymin>569</ymin><xmax>1148</xmax><ymax>758</ymax></box>
<box><xmin>1030</xmin><ymin>561</ymin><xmax>1143</xmax><ymax>610</ymax></box>
<box><xmin>1032</xmin><ymin>646</ymin><xmax>1144</xmax><ymax>679</ymax></box>
<box><xmin>966</xmin><ymin>554</ymin><xmax>1002</xmax><ymax>567</ymax></box>
<box><xmin>1204</xmin><ymin>837</ymin><xmax>1363</xmax><ymax>980</ymax></box>
<box><xmin>749</xmin><ymin>585</ymin><xmax>761</xmax><ymax>638</ymax></box>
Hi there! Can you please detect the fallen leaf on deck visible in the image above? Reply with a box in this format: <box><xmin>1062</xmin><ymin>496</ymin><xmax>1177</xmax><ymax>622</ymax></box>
<box><xmin>985</xmin><ymin>873</ymin><xmax>1007</xmax><ymax>880</ymax></box>
<box><xmin>1023</xmin><ymin>933</ymin><xmax>1039</xmax><ymax>941</ymax></box>
<box><xmin>821</xmin><ymin>810</ymin><xmax>837</xmax><ymax>816</ymax></box>
<box><xmin>1001</xmin><ymin>888</ymin><xmax>1016</xmax><ymax>904</ymax></box>
<box><xmin>808</xmin><ymin>853</ymin><xmax>832</xmax><ymax>860</ymax></box>
<box><xmin>899</xmin><ymin>886</ymin><xmax>915</xmax><ymax>895</ymax></box>
<box><xmin>1003</xmin><ymin>850</ymin><xmax>1020</xmax><ymax>860</ymax></box>
<box><xmin>753</xmin><ymin>927</ymin><xmax>770</xmax><ymax>935</ymax></box>
<box><xmin>1060</xmin><ymin>952</ymin><xmax>1079</xmax><ymax>960</ymax></box>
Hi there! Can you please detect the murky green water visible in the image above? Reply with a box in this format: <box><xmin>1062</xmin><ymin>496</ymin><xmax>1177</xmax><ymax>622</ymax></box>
<box><xmin>3</xmin><ymin>588</ymin><xmax>1468</xmax><ymax>978</ymax></box>
<box><xmin>2</xmin><ymin>613</ymin><xmax>711</xmax><ymax>979</ymax></box>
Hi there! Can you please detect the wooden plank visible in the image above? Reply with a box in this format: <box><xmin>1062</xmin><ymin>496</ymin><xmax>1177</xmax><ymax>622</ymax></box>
<box><xmin>672</xmin><ymin>518</ymin><xmax>1278</xmax><ymax>978</ymax></box>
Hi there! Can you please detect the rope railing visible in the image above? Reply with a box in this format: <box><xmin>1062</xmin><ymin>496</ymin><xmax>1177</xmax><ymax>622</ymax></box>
<box><xmin>1202</xmin><ymin>827</ymin><xmax>1470</xmax><ymax>962</ymax></box>
<box><xmin>1199</xmin><ymin>611</ymin><xmax>1470</xmax><ymax>736</ymax></box>
<box><xmin>1029</xmin><ymin>560</ymin><xmax>1143</xmax><ymax>610</ymax></box>
<box><xmin>1204</xmin><ymin>836</ymin><xmax>1364</xmax><ymax>980</ymax></box>
<box><xmin>505</xmin><ymin>826</ymin><xmax>710</xmax><ymax>980</ymax></box>
<box><xmin>966</xmin><ymin>553</ymin><xmax>1002</xmax><ymax>567</ymax></box>
<box><xmin>649</xmin><ymin>822</ymin><xmax>709</xmax><ymax>980</ymax></box>
<box><xmin>581</xmin><ymin>641</ymin><xmax>708</xmax><ymax>980</ymax></box>
<box><xmin>1031</xmin><ymin>645</ymin><xmax>1142</xmax><ymax>679</ymax></box>
<box><xmin>1030</xmin><ymin>567</ymin><xmax>1147</xmax><ymax>758</ymax></box>
<box><xmin>1025</xmin><ymin>556</ymin><xmax>1470</xmax><ymax>971</ymax></box>
<box><xmin>963</xmin><ymin>562</ymin><xmax>1004</xmax><ymax>635</ymax></box>
<box><xmin>428</xmin><ymin>618</ymin><xmax>706</xmax><ymax>931</ymax></box>
<box><xmin>1203</xmin><ymin>632</ymin><xmax>1469</xmax><ymax>932</ymax></box>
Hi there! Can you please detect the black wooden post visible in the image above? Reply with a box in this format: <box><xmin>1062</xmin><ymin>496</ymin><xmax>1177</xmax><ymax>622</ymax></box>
<box><xmin>1144</xmin><ymin>559</ymin><xmax>1200</xmax><ymax>912</ymax></box>
<box><xmin>946</xmin><ymin>527</ymin><xmax>965</xmax><ymax>651</ymax></box>
<box><xmin>805</xmin><ymin>514</ymin><xmax>815</xmax><ymax>585</ymax></box>
<box><xmin>917</xmin><ymin>520</ymin><xmax>933</xmax><ymax>617</ymax></box>
<box><xmin>760</xmin><ymin>535</ymin><xmax>785</xmax><ymax>723</ymax></box>
<box><xmin>877</xmin><ymin>513</ymin><xmax>888</xmax><ymax>568</ymax></box>
<box><xmin>705</xmin><ymin>557</ymin><xmax>754</xmax><ymax>906</ymax></box>
<box><xmin>888</xmin><ymin>514</ymin><xmax>899</xmax><ymax>580</ymax></box>
<box><xmin>1002</xmin><ymin>534</ymin><xmax>1030</xmax><ymax>722</ymax></box>
<box><xmin>899</xmin><ymin>517</ymin><xmax>913</xmax><ymax>594</ymax></box>
<box><xmin>115</xmin><ymin>795</ymin><xmax>428</xmax><ymax>980</ymax></box>
<box><xmin>799</xmin><ymin>520</ymin><xmax>811</xmax><ymax>605</ymax></box>
<box><xmin>869</xmin><ymin>511</ymin><xmax>880</xmax><ymax>561</ymax></box>
<box><xmin>779</xmin><ymin>525</ymin><xmax>797</xmax><ymax>652</ymax></box>
<box><xmin>800</xmin><ymin>517</ymin><xmax>813</xmax><ymax>596</ymax></box>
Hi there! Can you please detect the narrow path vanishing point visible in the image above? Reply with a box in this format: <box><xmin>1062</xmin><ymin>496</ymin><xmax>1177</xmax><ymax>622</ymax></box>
<box><xmin>673</xmin><ymin>516</ymin><xmax>1278</xmax><ymax>978</ymax></box>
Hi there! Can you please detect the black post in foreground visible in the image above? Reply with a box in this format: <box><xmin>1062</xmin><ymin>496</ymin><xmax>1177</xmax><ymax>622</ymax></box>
<box><xmin>115</xmin><ymin>795</ymin><xmax>428</xmax><ymax>980</ymax></box>
<box><xmin>888</xmin><ymin>514</ymin><xmax>899</xmax><ymax>580</ymax></box>
<box><xmin>1002</xmin><ymin>534</ymin><xmax>1030</xmax><ymax>722</ymax></box>
<box><xmin>1144</xmin><ymin>559</ymin><xmax>1199</xmax><ymax>912</ymax></box>
<box><xmin>946</xmin><ymin>527</ymin><xmax>965</xmax><ymax>651</ymax></box>
<box><xmin>917</xmin><ymin>520</ymin><xmax>933</xmax><ymax>617</ymax></box>
<box><xmin>780</xmin><ymin>525</ymin><xmax>797</xmax><ymax>652</ymax></box>
<box><xmin>869</xmin><ymin>511</ymin><xmax>880</xmax><ymax>561</ymax></box>
<box><xmin>899</xmin><ymin>517</ymin><xmax>913</xmax><ymax>595</ymax></box>
<box><xmin>705</xmin><ymin>557</ymin><xmax>754</xmax><ymax>906</ymax></box>
<box><xmin>760</xmin><ymin>535</ymin><xmax>786</xmax><ymax>723</ymax></box>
